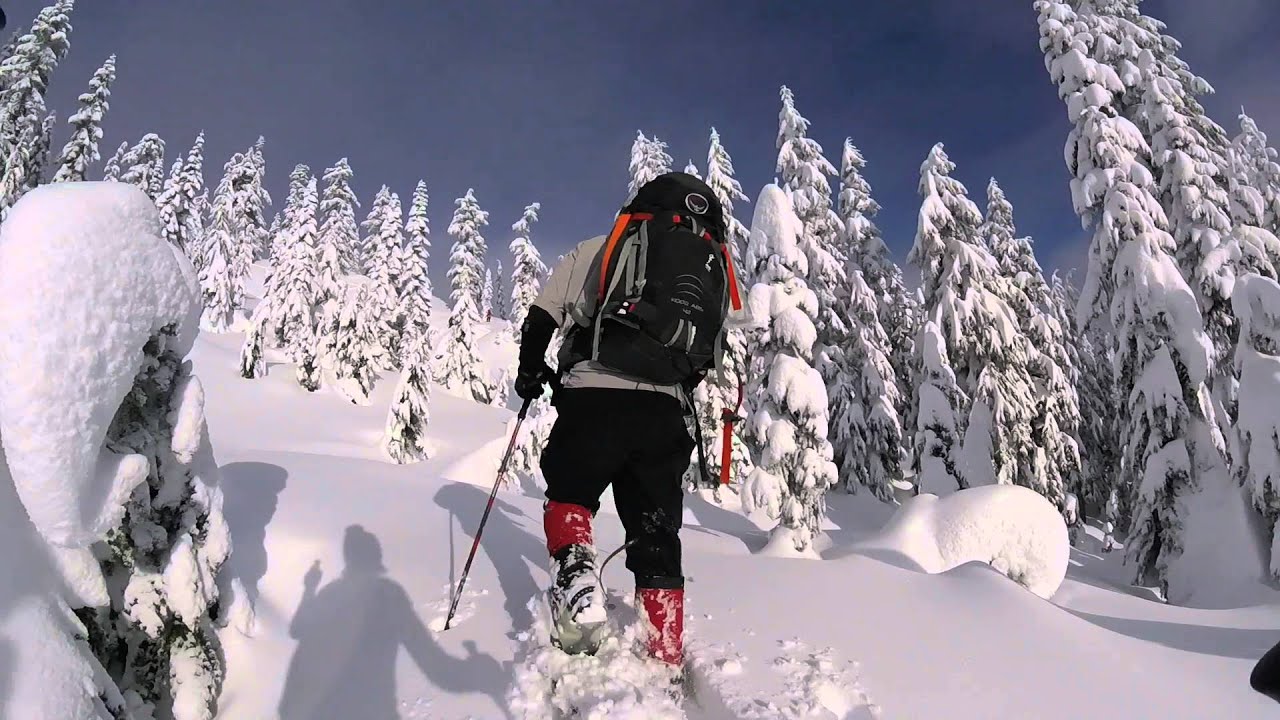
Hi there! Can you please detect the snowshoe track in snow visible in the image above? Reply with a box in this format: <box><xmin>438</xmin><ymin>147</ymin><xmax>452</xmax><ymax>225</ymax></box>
<box><xmin>509</xmin><ymin>595</ymin><xmax>687</xmax><ymax>718</ymax></box>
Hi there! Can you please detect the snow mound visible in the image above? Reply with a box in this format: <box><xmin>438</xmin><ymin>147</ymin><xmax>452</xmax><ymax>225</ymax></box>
<box><xmin>0</xmin><ymin>182</ymin><xmax>200</xmax><ymax>547</ymax></box>
<box><xmin>859</xmin><ymin>485</ymin><xmax>1069</xmax><ymax>599</ymax></box>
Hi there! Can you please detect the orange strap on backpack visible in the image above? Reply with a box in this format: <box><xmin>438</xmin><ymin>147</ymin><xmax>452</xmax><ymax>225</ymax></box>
<box><xmin>597</xmin><ymin>212</ymin><xmax>653</xmax><ymax>301</ymax></box>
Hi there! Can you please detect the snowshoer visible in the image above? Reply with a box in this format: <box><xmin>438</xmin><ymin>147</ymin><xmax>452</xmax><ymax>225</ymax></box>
<box><xmin>513</xmin><ymin>172</ymin><xmax>743</xmax><ymax>667</ymax></box>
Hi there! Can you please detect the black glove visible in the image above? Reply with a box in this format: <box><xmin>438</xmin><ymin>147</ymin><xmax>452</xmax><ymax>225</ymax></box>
<box><xmin>515</xmin><ymin>306</ymin><xmax>559</xmax><ymax>401</ymax></box>
<box><xmin>514</xmin><ymin>361</ymin><xmax>553</xmax><ymax>400</ymax></box>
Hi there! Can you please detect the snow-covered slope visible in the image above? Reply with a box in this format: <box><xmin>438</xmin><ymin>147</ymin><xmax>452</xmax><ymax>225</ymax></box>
<box><xmin>195</xmin><ymin>318</ymin><xmax>1280</xmax><ymax>719</ymax></box>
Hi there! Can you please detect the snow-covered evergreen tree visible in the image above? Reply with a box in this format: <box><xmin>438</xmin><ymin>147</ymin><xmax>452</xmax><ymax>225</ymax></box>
<box><xmin>834</xmin><ymin>138</ymin><xmax>907</xmax><ymax>498</ymax></box>
<box><xmin>776</xmin><ymin>86</ymin><xmax>845</xmax><ymax>347</ymax></box>
<box><xmin>295</xmin><ymin>320</ymin><xmax>322</xmax><ymax>393</ymax></box>
<box><xmin>188</xmin><ymin>189</ymin><xmax>210</xmax><ymax>271</ymax></box>
<box><xmin>1227</xmin><ymin>114</ymin><xmax>1280</xmax><ymax>284</ymax></box>
<box><xmin>52</xmin><ymin>55</ymin><xmax>115</xmax><ymax>183</ymax></box>
<box><xmin>1059</xmin><ymin>273</ymin><xmax>1124</xmax><ymax>526</ymax></box>
<box><xmin>398</xmin><ymin>181</ymin><xmax>433</xmax><ymax>353</ymax></box>
<box><xmin>1037</xmin><ymin>0</ymin><xmax>1231</xmax><ymax>598</ymax></box>
<box><xmin>246</xmin><ymin>136</ymin><xmax>272</xmax><ymax>260</ymax></box>
<box><xmin>199</xmin><ymin>150</ymin><xmax>268</xmax><ymax>332</ymax></box>
<box><xmin>626</xmin><ymin>131</ymin><xmax>672</xmax><ymax>204</ymax></box>
<box><xmin>706</xmin><ymin>127</ymin><xmax>751</xmax><ymax>269</ymax></box>
<box><xmin>830</xmin><ymin>267</ymin><xmax>904</xmax><ymax>500</ymax></box>
<box><xmin>446</xmin><ymin>188</ymin><xmax>489</xmax><ymax>313</ymax></box>
<box><xmin>262</xmin><ymin>164</ymin><xmax>308</xmax><ymax>294</ymax></box>
<box><xmin>839</xmin><ymin>139</ymin><xmax>915</xmax><ymax>426</ymax></box>
<box><xmin>984</xmin><ymin>178</ymin><xmax>1081</xmax><ymax>507</ymax></box>
<box><xmin>492</xmin><ymin>259</ymin><xmax>509</xmax><ymax>320</ymax></box>
<box><xmin>361</xmin><ymin>186</ymin><xmax>406</xmax><ymax>366</ymax></box>
<box><xmin>1141</xmin><ymin>69</ymin><xmax>1240</xmax><ymax>442</ymax></box>
<box><xmin>404</xmin><ymin>179</ymin><xmax>432</xmax><ymax>293</ymax></box>
<box><xmin>508</xmin><ymin>202</ymin><xmax>546</xmax><ymax>332</ymax></box>
<box><xmin>481</xmin><ymin>267</ymin><xmax>495</xmax><ymax>319</ymax></box>
<box><xmin>27</xmin><ymin>110</ymin><xmax>55</xmax><ymax>193</ymax></box>
<box><xmin>119</xmin><ymin>133</ymin><xmax>166</xmax><ymax>202</ymax></box>
<box><xmin>694</xmin><ymin>129</ymin><xmax>756</xmax><ymax>492</ymax></box>
<box><xmin>1232</xmin><ymin>111</ymin><xmax>1280</xmax><ymax>238</ymax></box>
<box><xmin>740</xmin><ymin>185</ymin><xmax>836</xmax><ymax>555</ymax></box>
<box><xmin>261</xmin><ymin>169</ymin><xmax>320</xmax><ymax>360</ymax></box>
<box><xmin>101</xmin><ymin>139</ymin><xmax>126</xmax><ymax>181</ymax></box>
<box><xmin>383</xmin><ymin>337</ymin><xmax>434</xmax><ymax>464</ymax></box>
<box><xmin>433</xmin><ymin>293</ymin><xmax>496</xmax><ymax>404</ymax></box>
<box><xmin>80</xmin><ymin>323</ymin><xmax>231</xmax><ymax>720</ymax></box>
<box><xmin>909</xmin><ymin>144</ymin><xmax>1038</xmax><ymax>494</ymax></box>
<box><xmin>239</xmin><ymin>307</ymin><xmax>268</xmax><ymax>379</ymax></box>
<box><xmin>0</xmin><ymin>30</ymin><xmax>21</xmax><ymax>83</ymax></box>
<box><xmin>155</xmin><ymin>132</ymin><xmax>205</xmax><ymax>253</ymax></box>
<box><xmin>0</xmin><ymin>0</ymin><xmax>74</xmax><ymax>215</ymax></box>
<box><xmin>683</xmin><ymin>159</ymin><xmax>701</xmax><ymax>178</ymax></box>
<box><xmin>980</xmin><ymin>178</ymin><xmax>1015</xmax><ymax>259</ymax></box>
<box><xmin>1232</xmin><ymin>273</ymin><xmax>1280</xmax><ymax>578</ymax></box>
<box><xmin>320</xmin><ymin>278</ymin><xmax>386</xmax><ymax>405</ymax></box>
<box><xmin>317</xmin><ymin>158</ymin><xmax>361</xmax><ymax>277</ymax></box>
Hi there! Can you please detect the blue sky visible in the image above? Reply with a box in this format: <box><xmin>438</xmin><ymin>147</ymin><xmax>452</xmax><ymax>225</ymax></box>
<box><xmin>12</xmin><ymin>0</ymin><xmax>1280</xmax><ymax>289</ymax></box>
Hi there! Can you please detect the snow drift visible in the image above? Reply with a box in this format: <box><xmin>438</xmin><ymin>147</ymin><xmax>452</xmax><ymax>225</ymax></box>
<box><xmin>857</xmin><ymin>485</ymin><xmax>1070</xmax><ymax>598</ymax></box>
<box><xmin>0</xmin><ymin>182</ymin><xmax>204</xmax><ymax>719</ymax></box>
<box><xmin>0</xmin><ymin>182</ymin><xmax>200</xmax><ymax>547</ymax></box>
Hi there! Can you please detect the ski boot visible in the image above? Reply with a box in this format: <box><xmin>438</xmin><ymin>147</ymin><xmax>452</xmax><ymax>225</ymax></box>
<box><xmin>549</xmin><ymin>543</ymin><xmax>607</xmax><ymax>655</ymax></box>
<box><xmin>544</xmin><ymin>501</ymin><xmax>606</xmax><ymax>654</ymax></box>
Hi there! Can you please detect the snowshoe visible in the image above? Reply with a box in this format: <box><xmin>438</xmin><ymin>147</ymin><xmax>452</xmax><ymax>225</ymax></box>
<box><xmin>548</xmin><ymin>543</ymin><xmax>607</xmax><ymax>655</ymax></box>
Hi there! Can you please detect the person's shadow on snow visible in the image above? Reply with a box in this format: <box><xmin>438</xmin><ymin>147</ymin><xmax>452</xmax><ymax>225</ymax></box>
<box><xmin>433</xmin><ymin>483</ymin><xmax>546</xmax><ymax>637</ymax></box>
<box><xmin>277</xmin><ymin>525</ymin><xmax>511</xmax><ymax>720</ymax></box>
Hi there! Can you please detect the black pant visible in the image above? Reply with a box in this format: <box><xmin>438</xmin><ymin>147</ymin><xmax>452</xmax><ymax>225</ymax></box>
<box><xmin>540</xmin><ymin>388</ymin><xmax>694</xmax><ymax>589</ymax></box>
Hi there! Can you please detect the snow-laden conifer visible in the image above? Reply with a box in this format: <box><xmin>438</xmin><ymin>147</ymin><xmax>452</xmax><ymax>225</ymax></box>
<box><xmin>317</xmin><ymin>158</ymin><xmax>361</xmax><ymax>277</ymax></box>
<box><xmin>53</xmin><ymin>53</ymin><xmax>114</xmax><ymax>183</ymax></box>
<box><xmin>740</xmin><ymin>185</ymin><xmax>836</xmax><ymax>556</ymax></box>
<box><xmin>199</xmin><ymin>150</ymin><xmax>268</xmax><ymax>332</ymax></box>
<box><xmin>0</xmin><ymin>0</ymin><xmax>73</xmax><ymax>214</ymax></box>
<box><xmin>119</xmin><ymin>133</ymin><xmax>166</xmax><ymax>201</ymax></box>
<box><xmin>155</xmin><ymin>132</ymin><xmax>205</xmax><ymax>253</ymax></box>
<box><xmin>101</xmin><ymin>139</ymin><xmax>126</xmax><ymax>181</ymax></box>
<box><xmin>398</xmin><ymin>181</ymin><xmax>434</xmax><ymax>352</ymax></box>
<box><xmin>80</xmin><ymin>324</ymin><xmax>231</xmax><ymax>720</ymax></box>
<box><xmin>383</xmin><ymin>334</ymin><xmax>434</xmax><ymax>464</ymax></box>
<box><xmin>626</xmin><ymin>131</ymin><xmax>672</xmax><ymax>203</ymax></box>
<box><xmin>432</xmin><ymin>292</ymin><xmax>496</xmax><ymax>404</ymax></box>
<box><xmin>508</xmin><ymin>202</ymin><xmax>547</xmax><ymax>332</ymax></box>
<box><xmin>320</xmin><ymin>278</ymin><xmax>386</xmax><ymax>406</ymax></box>
<box><xmin>909</xmin><ymin>144</ymin><xmax>1038</xmax><ymax>494</ymax></box>
<box><xmin>1037</xmin><ymin>0</ymin><xmax>1232</xmax><ymax>599</ymax></box>
<box><xmin>446</xmin><ymin>188</ymin><xmax>489</xmax><ymax>313</ymax></box>
<box><xmin>361</xmin><ymin>185</ymin><xmax>406</xmax><ymax>365</ymax></box>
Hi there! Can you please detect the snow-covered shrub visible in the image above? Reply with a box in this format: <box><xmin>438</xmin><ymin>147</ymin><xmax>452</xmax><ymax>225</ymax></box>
<box><xmin>862</xmin><ymin>485</ymin><xmax>1070</xmax><ymax>599</ymax></box>
<box><xmin>0</xmin><ymin>182</ymin><xmax>228</xmax><ymax>719</ymax></box>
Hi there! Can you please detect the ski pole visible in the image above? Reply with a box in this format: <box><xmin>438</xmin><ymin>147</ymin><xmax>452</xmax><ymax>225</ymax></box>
<box><xmin>443</xmin><ymin>395</ymin><xmax>533</xmax><ymax>631</ymax></box>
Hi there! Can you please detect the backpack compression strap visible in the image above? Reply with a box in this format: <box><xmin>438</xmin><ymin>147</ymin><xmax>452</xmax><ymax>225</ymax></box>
<box><xmin>597</xmin><ymin>212</ymin><xmax>653</xmax><ymax>302</ymax></box>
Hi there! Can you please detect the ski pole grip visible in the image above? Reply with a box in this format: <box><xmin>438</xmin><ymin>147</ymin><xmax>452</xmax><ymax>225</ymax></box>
<box><xmin>517</xmin><ymin>396</ymin><xmax>533</xmax><ymax>420</ymax></box>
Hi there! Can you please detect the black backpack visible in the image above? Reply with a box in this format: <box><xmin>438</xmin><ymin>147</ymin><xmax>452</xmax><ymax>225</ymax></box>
<box><xmin>565</xmin><ymin>173</ymin><xmax>743</xmax><ymax>386</ymax></box>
